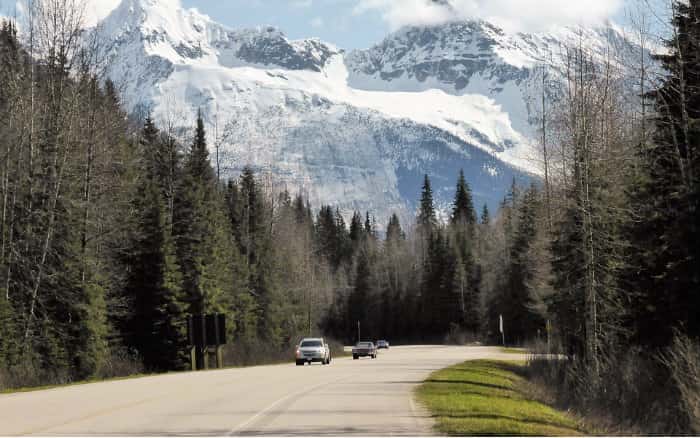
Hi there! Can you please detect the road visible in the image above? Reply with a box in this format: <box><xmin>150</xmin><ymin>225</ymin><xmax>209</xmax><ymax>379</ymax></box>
<box><xmin>0</xmin><ymin>345</ymin><xmax>525</xmax><ymax>436</ymax></box>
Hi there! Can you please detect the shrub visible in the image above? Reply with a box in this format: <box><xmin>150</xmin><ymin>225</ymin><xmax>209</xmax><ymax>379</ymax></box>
<box><xmin>659</xmin><ymin>335</ymin><xmax>700</xmax><ymax>434</ymax></box>
<box><xmin>527</xmin><ymin>337</ymin><xmax>700</xmax><ymax>435</ymax></box>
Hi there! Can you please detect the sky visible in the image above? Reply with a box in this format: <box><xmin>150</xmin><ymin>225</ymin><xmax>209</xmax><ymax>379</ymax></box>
<box><xmin>0</xmin><ymin>0</ymin><xmax>671</xmax><ymax>50</ymax></box>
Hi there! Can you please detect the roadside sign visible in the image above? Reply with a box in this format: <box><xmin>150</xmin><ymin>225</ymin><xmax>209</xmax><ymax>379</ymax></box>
<box><xmin>499</xmin><ymin>314</ymin><xmax>505</xmax><ymax>346</ymax></box>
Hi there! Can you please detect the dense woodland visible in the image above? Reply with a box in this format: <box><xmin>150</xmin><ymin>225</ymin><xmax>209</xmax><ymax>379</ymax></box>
<box><xmin>0</xmin><ymin>0</ymin><xmax>699</xmax><ymax>433</ymax></box>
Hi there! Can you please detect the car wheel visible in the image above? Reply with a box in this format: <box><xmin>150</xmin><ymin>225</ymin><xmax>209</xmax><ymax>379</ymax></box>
<box><xmin>296</xmin><ymin>360</ymin><xmax>304</xmax><ymax>366</ymax></box>
<box><xmin>353</xmin><ymin>355</ymin><xmax>358</xmax><ymax>360</ymax></box>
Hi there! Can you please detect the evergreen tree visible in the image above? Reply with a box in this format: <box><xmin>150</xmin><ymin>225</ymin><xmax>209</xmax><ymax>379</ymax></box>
<box><xmin>121</xmin><ymin>120</ymin><xmax>187</xmax><ymax>371</ymax></box>
<box><xmin>174</xmin><ymin>112</ymin><xmax>236</xmax><ymax>320</ymax></box>
<box><xmin>385</xmin><ymin>213</ymin><xmax>404</xmax><ymax>244</ymax></box>
<box><xmin>364</xmin><ymin>212</ymin><xmax>373</xmax><ymax>237</ymax></box>
<box><xmin>626</xmin><ymin>0</ymin><xmax>700</xmax><ymax>346</ymax></box>
<box><xmin>348</xmin><ymin>245</ymin><xmax>372</xmax><ymax>343</ymax></box>
<box><xmin>504</xmin><ymin>185</ymin><xmax>543</xmax><ymax>343</ymax></box>
<box><xmin>417</xmin><ymin>174</ymin><xmax>437</xmax><ymax>230</ymax></box>
<box><xmin>349</xmin><ymin>211</ymin><xmax>364</xmax><ymax>244</ymax></box>
<box><xmin>451</xmin><ymin>170</ymin><xmax>477</xmax><ymax>226</ymax></box>
<box><xmin>481</xmin><ymin>204</ymin><xmax>491</xmax><ymax>225</ymax></box>
<box><xmin>421</xmin><ymin>230</ymin><xmax>456</xmax><ymax>336</ymax></box>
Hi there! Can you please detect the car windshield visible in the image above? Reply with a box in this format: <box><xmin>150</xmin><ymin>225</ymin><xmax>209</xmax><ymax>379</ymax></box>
<box><xmin>378</xmin><ymin>340</ymin><xmax>386</xmax><ymax>343</ymax></box>
<box><xmin>358</xmin><ymin>342</ymin><xmax>372</xmax><ymax>347</ymax></box>
<box><xmin>300</xmin><ymin>340</ymin><xmax>322</xmax><ymax>347</ymax></box>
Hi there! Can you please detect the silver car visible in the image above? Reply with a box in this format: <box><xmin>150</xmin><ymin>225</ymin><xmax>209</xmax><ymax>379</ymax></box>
<box><xmin>295</xmin><ymin>338</ymin><xmax>332</xmax><ymax>365</ymax></box>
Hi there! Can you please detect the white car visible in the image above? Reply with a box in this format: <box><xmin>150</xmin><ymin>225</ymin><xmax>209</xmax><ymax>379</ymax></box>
<box><xmin>295</xmin><ymin>338</ymin><xmax>332</xmax><ymax>365</ymax></box>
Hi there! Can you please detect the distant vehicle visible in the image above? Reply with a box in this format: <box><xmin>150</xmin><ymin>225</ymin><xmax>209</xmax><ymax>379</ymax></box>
<box><xmin>376</xmin><ymin>340</ymin><xmax>390</xmax><ymax>349</ymax></box>
<box><xmin>352</xmin><ymin>341</ymin><xmax>377</xmax><ymax>359</ymax></box>
<box><xmin>295</xmin><ymin>338</ymin><xmax>332</xmax><ymax>365</ymax></box>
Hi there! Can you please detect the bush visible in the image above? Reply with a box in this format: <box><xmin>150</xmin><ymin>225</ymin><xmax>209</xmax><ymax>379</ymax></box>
<box><xmin>527</xmin><ymin>336</ymin><xmax>700</xmax><ymax>435</ymax></box>
<box><xmin>659</xmin><ymin>335</ymin><xmax>700</xmax><ymax>434</ymax></box>
<box><xmin>443</xmin><ymin>323</ymin><xmax>479</xmax><ymax>345</ymax></box>
<box><xmin>96</xmin><ymin>348</ymin><xmax>144</xmax><ymax>380</ymax></box>
<box><xmin>0</xmin><ymin>348</ymin><xmax>145</xmax><ymax>392</ymax></box>
<box><xmin>0</xmin><ymin>360</ymin><xmax>70</xmax><ymax>391</ymax></box>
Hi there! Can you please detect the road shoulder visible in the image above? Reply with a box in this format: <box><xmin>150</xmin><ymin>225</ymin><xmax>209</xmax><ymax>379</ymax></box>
<box><xmin>415</xmin><ymin>359</ymin><xmax>585</xmax><ymax>436</ymax></box>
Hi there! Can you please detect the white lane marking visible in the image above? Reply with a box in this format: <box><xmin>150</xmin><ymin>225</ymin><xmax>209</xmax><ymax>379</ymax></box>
<box><xmin>227</xmin><ymin>373</ymin><xmax>351</xmax><ymax>436</ymax></box>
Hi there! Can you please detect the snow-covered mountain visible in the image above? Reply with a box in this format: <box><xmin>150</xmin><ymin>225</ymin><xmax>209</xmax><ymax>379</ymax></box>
<box><xmin>94</xmin><ymin>0</ymin><xmax>635</xmax><ymax>225</ymax></box>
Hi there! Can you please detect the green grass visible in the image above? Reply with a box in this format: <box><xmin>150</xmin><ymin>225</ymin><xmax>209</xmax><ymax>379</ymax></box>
<box><xmin>416</xmin><ymin>360</ymin><xmax>584</xmax><ymax>436</ymax></box>
<box><xmin>501</xmin><ymin>347</ymin><xmax>528</xmax><ymax>354</ymax></box>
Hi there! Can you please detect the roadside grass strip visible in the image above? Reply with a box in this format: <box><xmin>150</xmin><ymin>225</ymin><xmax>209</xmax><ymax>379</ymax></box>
<box><xmin>416</xmin><ymin>360</ymin><xmax>584</xmax><ymax>436</ymax></box>
<box><xmin>500</xmin><ymin>347</ymin><xmax>528</xmax><ymax>354</ymax></box>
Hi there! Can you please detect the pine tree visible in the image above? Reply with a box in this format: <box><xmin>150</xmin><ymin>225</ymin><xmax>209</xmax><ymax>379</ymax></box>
<box><xmin>349</xmin><ymin>211</ymin><xmax>364</xmax><ymax>245</ymax></box>
<box><xmin>174</xmin><ymin>112</ymin><xmax>236</xmax><ymax>320</ymax></box>
<box><xmin>491</xmin><ymin>185</ymin><xmax>544</xmax><ymax>346</ymax></box>
<box><xmin>348</xmin><ymin>245</ymin><xmax>372</xmax><ymax>342</ymax></box>
<box><xmin>481</xmin><ymin>204</ymin><xmax>490</xmax><ymax>225</ymax></box>
<box><xmin>627</xmin><ymin>1</ymin><xmax>700</xmax><ymax>346</ymax></box>
<box><xmin>122</xmin><ymin>120</ymin><xmax>187</xmax><ymax>371</ymax></box>
<box><xmin>385</xmin><ymin>213</ymin><xmax>405</xmax><ymax>244</ymax></box>
<box><xmin>447</xmin><ymin>171</ymin><xmax>480</xmax><ymax>331</ymax></box>
<box><xmin>418</xmin><ymin>174</ymin><xmax>437</xmax><ymax>230</ymax></box>
<box><xmin>451</xmin><ymin>169</ymin><xmax>476</xmax><ymax>226</ymax></box>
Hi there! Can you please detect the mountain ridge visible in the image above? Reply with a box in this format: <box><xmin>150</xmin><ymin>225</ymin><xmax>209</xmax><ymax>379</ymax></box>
<box><xmin>91</xmin><ymin>0</ymin><xmax>638</xmax><ymax>225</ymax></box>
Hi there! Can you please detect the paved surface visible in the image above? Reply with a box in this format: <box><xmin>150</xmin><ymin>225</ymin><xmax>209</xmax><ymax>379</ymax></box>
<box><xmin>0</xmin><ymin>345</ymin><xmax>525</xmax><ymax>436</ymax></box>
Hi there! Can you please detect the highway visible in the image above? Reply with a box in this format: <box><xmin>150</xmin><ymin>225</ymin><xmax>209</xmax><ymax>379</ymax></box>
<box><xmin>0</xmin><ymin>345</ymin><xmax>525</xmax><ymax>436</ymax></box>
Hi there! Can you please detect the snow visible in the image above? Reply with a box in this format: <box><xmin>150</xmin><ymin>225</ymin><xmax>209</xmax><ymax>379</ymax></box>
<box><xmin>92</xmin><ymin>0</ymin><xmax>642</xmax><ymax>223</ymax></box>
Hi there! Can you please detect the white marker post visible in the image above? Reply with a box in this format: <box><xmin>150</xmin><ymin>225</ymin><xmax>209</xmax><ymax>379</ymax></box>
<box><xmin>499</xmin><ymin>314</ymin><xmax>504</xmax><ymax>346</ymax></box>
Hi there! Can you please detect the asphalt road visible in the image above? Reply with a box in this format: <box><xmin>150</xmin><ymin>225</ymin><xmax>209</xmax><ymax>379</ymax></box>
<box><xmin>0</xmin><ymin>345</ymin><xmax>525</xmax><ymax>436</ymax></box>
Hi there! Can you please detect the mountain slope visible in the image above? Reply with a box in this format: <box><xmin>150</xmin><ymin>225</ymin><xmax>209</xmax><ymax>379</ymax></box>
<box><xmin>95</xmin><ymin>0</ymin><xmax>635</xmax><ymax>224</ymax></box>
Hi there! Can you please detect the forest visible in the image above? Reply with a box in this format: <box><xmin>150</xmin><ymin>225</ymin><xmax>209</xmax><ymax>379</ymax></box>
<box><xmin>0</xmin><ymin>0</ymin><xmax>698</xmax><ymax>434</ymax></box>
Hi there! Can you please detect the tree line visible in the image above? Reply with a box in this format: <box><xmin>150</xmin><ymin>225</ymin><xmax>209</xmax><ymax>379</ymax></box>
<box><xmin>513</xmin><ymin>1</ymin><xmax>700</xmax><ymax>433</ymax></box>
<box><xmin>0</xmin><ymin>2</ymin><xmax>499</xmax><ymax>383</ymax></box>
<box><xmin>1</xmin><ymin>0</ymin><xmax>698</xmax><ymax>432</ymax></box>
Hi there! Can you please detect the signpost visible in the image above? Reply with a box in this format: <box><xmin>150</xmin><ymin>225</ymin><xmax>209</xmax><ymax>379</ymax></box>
<box><xmin>499</xmin><ymin>314</ymin><xmax>505</xmax><ymax>347</ymax></box>
<box><xmin>187</xmin><ymin>313</ymin><xmax>227</xmax><ymax>371</ymax></box>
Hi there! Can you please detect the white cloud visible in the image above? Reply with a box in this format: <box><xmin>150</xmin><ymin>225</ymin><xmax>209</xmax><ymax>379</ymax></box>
<box><xmin>353</xmin><ymin>0</ymin><xmax>625</xmax><ymax>33</ymax></box>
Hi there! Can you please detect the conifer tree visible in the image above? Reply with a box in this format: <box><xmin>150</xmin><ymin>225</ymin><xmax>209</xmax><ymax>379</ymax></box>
<box><xmin>504</xmin><ymin>184</ymin><xmax>543</xmax><ymax>343</ymax></box>
<box><xmin>349</xmin><ymin>211</ymin><xmax>363</xmax><ymax>244</ymax></box>
<box><xmin>417</xmin><ymin>174</ymin><xmax>437</xmax><ymax>230</ymax></box>
<box><xmin>385</xmin><ymin>213</ymin><xmax>404</xmax><ymax>244</ymax></box>
<box><xmin>480</xmin><ymin>204</ymin><xmax>490</xmax><ymax>225</ymax></box>
<box><xmin>627</xmin><ymin>0</ymin><xmax>700</xmax><ymax>346</ymax></box>
<box><xmin>451</xmin><ymin>170</ymin><xmax>477</xmax><ymax>226</ymax></box>
<box><xmin>122</xmin><ymin>120</ymin><xmax>186</xmax><ymax>371</ymax></box>
<box><xmin>174</xmin><ymin>112</ymin><xmax>236</xmax><ymax>320</ymax></box>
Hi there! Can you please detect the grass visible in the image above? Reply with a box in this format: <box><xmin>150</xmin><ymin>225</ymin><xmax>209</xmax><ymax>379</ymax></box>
<box><xmin>501</xmin><ymin>347</ymin><xmax>528</xmax><ymax>354</ymax></box>
<box><xmin>416</xmin><ymin>360</ymin><xmax>585</xmax><ymax>436</ymax></box>
<box><xmin>1</xmin><ymin>347</ymin><xmax>354</xmax><ymax>395</ymax></box>
<box><xmin>0</xmin><ymin>372</ymin><xmax>153</xmax><ymax>395</ymax></box>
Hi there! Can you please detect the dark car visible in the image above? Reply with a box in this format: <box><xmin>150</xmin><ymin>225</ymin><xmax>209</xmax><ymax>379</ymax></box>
<box><xmin>352</xmin><ymin>341</ymin><xmax>377</xmax><ymax>359</ymax></box>
<box><xmin>376</xmin><ymin>340</ymin><xmax>389</xmax><ymax>349</ymax></box>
